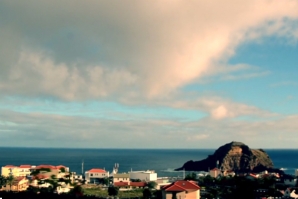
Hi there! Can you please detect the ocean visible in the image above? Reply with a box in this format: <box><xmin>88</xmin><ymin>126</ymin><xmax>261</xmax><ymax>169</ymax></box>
<box><xmin>0</xmin><ymin>148</ymin><xmax>297</xmax><ymax>177</ymax></box>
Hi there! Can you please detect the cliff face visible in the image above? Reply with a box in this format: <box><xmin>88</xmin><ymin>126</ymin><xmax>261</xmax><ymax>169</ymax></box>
<box><xmin>176</xmin><ymin>141</ymin><xmax>274</xmax><ymax>172</ymax></box>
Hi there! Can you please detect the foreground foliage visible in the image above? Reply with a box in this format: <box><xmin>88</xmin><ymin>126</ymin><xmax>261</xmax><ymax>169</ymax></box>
<box><xmin>83</xmin><ymin>187</ymin><xmax>144</xmax><ymax>198</ymax></box>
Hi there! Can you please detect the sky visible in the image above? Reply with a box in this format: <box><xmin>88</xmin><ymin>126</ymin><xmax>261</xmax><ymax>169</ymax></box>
<box><xmin>0</xmin><ymin>0</ymin><xmax>298</xmax><ymax>149</ymax></box>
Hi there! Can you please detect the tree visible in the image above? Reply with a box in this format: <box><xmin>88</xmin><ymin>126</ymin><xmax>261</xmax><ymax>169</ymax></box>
<box><xmin>65</xmin><ymin>172</ymin><xmax>72</xmax><ymax>183</ymax></box>
<box><xmin>147</xmin><ymin>181</ymin><xmax>157</xmax><ymax>189</ymax></box>
<box><xmin>60</xmin><ymin>167</ymin><xmax>66</xmax><ymax>173</ymax></box>
<box><xmin>184</xmin><ymin>172</ymin><xmax>197</xmax><ymax>181</ymax></box>
<box><xmin>103</xmin><ymin>178</ymin><xmax>110</xmax><ymax>186</ymax></box>
<box><xmin>6</xmin><ymin>175</ymin><xmax>14</xmax><ymax>191</ymax></box>
<box><xmin>143</xmin><ymin>188</ymin><xmax>152</xmax><ymax>199</ymax></box>
<box><xmin>202</xmin><ymin>175</ymin><xmax>214</xmax><ymax>186</ymax></box>
<box><xmin>0</xmin><ymin>175</ymin><xmax>6</xmax><ymax>189</ymax></box>
<box><xmin>154</xmin><ymin>190</ymin><xmax>163</xmax><ymax>199</ymax></box>
<box><xmin>30</xmin><ymin>169</ymin><xmax>40</xmax><ymax>176</ymax></box>
<box><xmin>108</xmin><ymin>186</ymin><xmax>119</xmax><ymax>196</ymax></box>
<box><xmin>70</xmin><ymin>185</ymin><xmax>84</xmax><ymax>197</ymax></box>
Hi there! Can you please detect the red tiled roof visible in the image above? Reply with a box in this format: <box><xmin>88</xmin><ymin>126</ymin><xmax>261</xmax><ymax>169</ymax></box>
<box><xmin>19</xmin><ymin>165</ymin><xmax>32</xmax><ymax>168</ymax></box>
<box><xmin>88</xmin><ymin>168</ymin><xmax>107</xmax><ymax>173</ymax></box>
<box><xmin>162</xmin><ymin>180</ymin><xmax>200</xmax><ymax>192</ymax></box>
<box><xmin>114</xmin><ymin>182</ymin><xmax>129</xmax><ymax>187</ymax></box>
<box><xmin>35</xmin><ymin>165</ymin><xmax>57</xmax><ymax>169</ymax></box>
<box><xmin>56</xmin><ymin>165</ymin><xmax>67</xmax><ymax>169</ymax></box>
<box><xmin>249</xmin><ymin>173</ymin><xmax>258</xmax><ymax>178</ymax></box>
<box><xmin>211</xmin><ymin>168</ymin><xmax>220</xmax><ymax>171</ymax></box>
<box><xmin>4</xmin><ymin>165</ymin><xmax>17</xmax><ymax>168</ymax></box>
<box><xmin>32</xmin><ymin>174</ymin><xmax>49</xmax><ymax>180</ymax></box>
<box><xmin>130</xmin><ymin>182</ymin><xmax>146</xmax><ymax>187</ymax></box>
<box><xmin>14</xmin><ymin>176</ymin><xmax>26</xmax><ymax>181</ymax></box>
<box><xmin>12</xmin><ymin>177</ymin><xmax>27</xmax><ymax>185</ymax></box>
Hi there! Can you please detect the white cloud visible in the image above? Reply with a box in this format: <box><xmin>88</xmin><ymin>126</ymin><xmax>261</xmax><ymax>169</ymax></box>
<box><xmin>187</xmin><ymin>134</ymin><xmax>210</xmax><ymax>141</ymax></box>
<box><xmin>211</xmin><ymin>105</ymin><xmax>230</xmax><ymax>120</ymax></box>
<box><xmin>0</xmin><ymin>106</ymin><xmax>297</xmax><ymax>148</ymax></box>
<box><xmin>0</xmin><ymin>1</ymin><xmax>298</xmax><ymax>148</ymax></box>
<box><xmin>0</xmin><ymin>0</ymin><xmax>297</xmax><ymax>99</ymax></box>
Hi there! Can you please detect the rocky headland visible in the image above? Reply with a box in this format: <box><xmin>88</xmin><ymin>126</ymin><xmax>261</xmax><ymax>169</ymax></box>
<box><xmin>176</xmin><ymin>141</ymin><xmax>275</xmax><ymax>172</ymax></box>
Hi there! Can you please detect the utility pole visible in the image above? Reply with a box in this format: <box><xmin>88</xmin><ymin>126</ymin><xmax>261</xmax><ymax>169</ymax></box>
<box><xmin>82</xmin><ymin>159</ymin><xmax>84</xmax><ymax>176</ymax></box>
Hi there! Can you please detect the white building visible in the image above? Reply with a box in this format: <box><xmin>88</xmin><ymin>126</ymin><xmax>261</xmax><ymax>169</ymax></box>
<box><xmin>85</xmin><ymin>168</ymin><xmax>109</xmax><ymax>184</ymax></box>
<box><xmin>295</xmin><ymin>169</ymin><xmax>298</xmax><ymax>177</ymax></box>
<box><xmin>113</xmin><ymin>173</ymin><xmax>130</xmax><ymax>183</ymax></box>
<box><xmin>209</xmin><ymin>168</ymin><xmax>221</xmax><ymax>178</ymax></box>
<box><xmin>129</xmin><ymin>170</ymin><xmax>157</xmax><ymax>182</ymax></box>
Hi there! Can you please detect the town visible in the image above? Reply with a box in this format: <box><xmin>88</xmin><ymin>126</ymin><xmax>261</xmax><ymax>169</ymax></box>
<box><xmin>1</xmin><ymin>163</ymin><xmax>298</xmax><ymax>199</ymax></box>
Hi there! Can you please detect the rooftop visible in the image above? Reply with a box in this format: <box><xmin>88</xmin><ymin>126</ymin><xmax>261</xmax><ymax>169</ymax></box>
<box><xmin>162</xmin><ymin>180</ymin><xmax>200</xmax><ymax>192</ymax></box>
<box><xmin>87</xmin><ymin>168</ymin><xmax>107</xmax><ymax>173</ymax></box>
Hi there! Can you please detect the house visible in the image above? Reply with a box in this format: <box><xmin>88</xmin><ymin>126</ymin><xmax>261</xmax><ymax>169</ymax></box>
<box><xmin>113</xmin><ymin>173</ymin><xmax>130</xmax><ymax>183</ymax></box>
<box><xmin>209</xmin><ymin>168</ymin><xmax>221</xmax><ymax>178</ymax></box>
<box><xmin>85</xmin><ymin>168</ymin><xmax>109</xmax><ymax>184</ymax></box>
<box><xmin>3</xmin><ymin>177</ymin><xmax>29</xmax><ymax>191</ymax></box>
<box><xmin>1</xmin><ymin>165</ymin><xmax>18</xmax><ymax>177</ymax></box>
<box><xmin>284</xmin><ymin>188</ymin><xmax>298</xmax><ymax>198</ymax></box>
<box><xmin>161</xmin><ymin>180</ymin><xmax>200</xmax><ymax>199</ymax></box>
<box><xmin>1</xmin><ymin>164</ymin><xmax>69</xmax><ymax>178</ymax></box>
<box><xmin>32</xmin><ymin>165</ymin><xmax>69</xmax><ymax>179</ymax></box>
<box><xmin>56</xmin><ymin>184</ymin><xmax>71</xmax><ymax>194</ymax></box>
<box><xmin>1</xmin><ymin>165</ymin><xmax>32</xmax><ymax>177</ymax></box>
<box><xmin>129</xmin><ymin>170</ymin><xmax>157</xmax><ymax>182</ymax></box>
<box><xmin>223</xmin><ymin>170</ymin><xmax>235</xmax><ymax>177</ymax></box>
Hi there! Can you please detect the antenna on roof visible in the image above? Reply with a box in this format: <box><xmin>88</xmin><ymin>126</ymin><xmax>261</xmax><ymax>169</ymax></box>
<box><xmin>112</xmin><ymin>163</ymin><xmax>119</xmax><ymax>175</ymax></box>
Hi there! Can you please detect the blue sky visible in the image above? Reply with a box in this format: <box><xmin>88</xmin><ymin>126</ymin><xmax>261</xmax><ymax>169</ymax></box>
<box><xmin>0</xmin><ymin>1</ymin><xmax>298</xmax><ymax>148</ymax></box>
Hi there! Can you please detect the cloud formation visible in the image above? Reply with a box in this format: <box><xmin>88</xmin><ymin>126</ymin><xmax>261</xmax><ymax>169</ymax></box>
<box><xmin>0</xmin><ymin>0</ymin><xmax>298</xmax><ymax>100</ymax></box>
<box><xmin>0</xmin><ymin>1</ymin><xmax>298</xmax><ymax>148</ymax></box>
<box><xmin>1</xmin><ymin>107</ymin><xmax>297</xmax><ymax>148</ymax></box>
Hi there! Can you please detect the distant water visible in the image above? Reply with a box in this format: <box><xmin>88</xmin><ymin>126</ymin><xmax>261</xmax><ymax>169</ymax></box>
<box><xmin>0</xmin><ymin>148</ymin><xmax>297</xmax><ymax>177</ymax></box>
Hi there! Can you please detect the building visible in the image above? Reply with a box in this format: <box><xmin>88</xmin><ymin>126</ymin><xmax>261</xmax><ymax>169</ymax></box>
<box><xmin>85</xmin><ymin>168</ymin><xmax>109</xmax><ymax>184</ymax></box>
<box><xmin>34</xmin><ymin>164</ymin><xmax>69</xmax><ymax>172</ymax></box>
<box><xmin>129</xmin><ymin>170</ymin><xmax>157</xmax><ymax>182</ymax></box>
<box><xmin>222</xmin><ymin>170</ymin><xmax>235</xmax><ymax>177</ymax></box>
<box><xmin>1</xmin><ymin>164</ymin><xmax>69</xmax><ymax>178</ymax></box>
<box><xmin>209</xmin><ymin>168</ymin><xmax>221</xmax><ymax>178</ymax></box>
<box><xmin>161</xmin><ymin>180</ymin><xmax>200</xmax><ymax>199</ymax></box>
<box><xmin>284</xmin><ymin>188</ymin><xmax>298</xmax><ymax>199</ymax></box>
<box><xmin>113</xmin><ymin>173</ymin><xmax>130</xmax><ymax>183</ymax></box>
<box><xmin>3</xmin><ymin>177</ymin><xmax>29</xmax><ymax>191</ymax></box>
<box><xmin>32</xmin><ymin>165</ymin><xmax>69</xmax><ymax>179</ymax></box>
<box><xmin>1</xmin><ymin>165</ymin><xmax>32</xmax><ymax>177</ymax></box>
